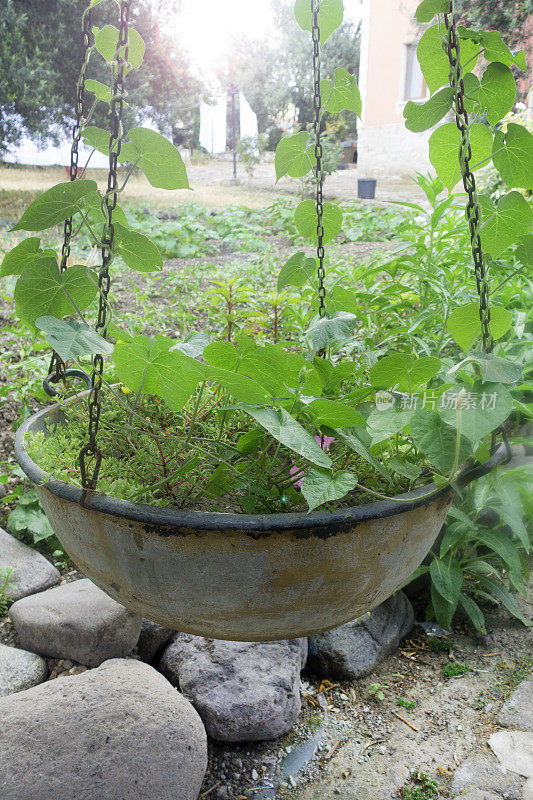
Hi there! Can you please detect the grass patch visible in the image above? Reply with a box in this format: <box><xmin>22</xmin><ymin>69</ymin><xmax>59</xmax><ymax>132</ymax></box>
<box><xmin>442</xmin><ymin>662</ymin><xmax>472</xmax><ymax>679</ymax></box>
<box><xmin>400</xmin><ymin>771</ymin><xmax>440</xmax><ymax>800</ymax></box>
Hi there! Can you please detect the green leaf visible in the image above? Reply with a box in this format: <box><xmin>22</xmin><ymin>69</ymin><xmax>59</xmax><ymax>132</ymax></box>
<box><xmin>367</xmin><ymin>406</ymin><xmax>415</xmax><ymax>445</ymax></box>
<box><xmin>275</xmin><ymin>132</ymin><xmax>316</xmax><ymax>181</ymax></box>
<box><xmin>35</xmin><ymin>317</ymin><xmax>113</xmax><ymax>361</ymax></box>
<box><xmin>14</xmin><ymin>259</ymin><xmax>97</xmax><ymax>332</ymax></box>
<box><xmin>403</xmin><ymin>88</ymin><xmax>454</xmax><ymax>133</ymax></box>
<box><xmin>369</xmin><ymin>353</ymin><xmax>441</xmax><ymax>392</ymax></box>
<box><xmin>171</xmin><ymin>331</ymin><xmax>211</xmax><ymax>359</ymax></box>
<box><xmin>12</xmin><ymin>181</ymin><xmax>98</xmax><ymax>231</ymax></box>
<box><xmin>439</xmin><ymin>382</ymin><xmax>513</xmax><ymax>444</ymax></box>
<box><xmin>81</xmin><ymin>126</ymin><xmax>135</xmax><ymax>162</ymax></box>
<box><xmin>430</xmin><ymin>583</ymin><xmax>455</xmax><ymax>630</ymax></box>
<box><xmin>417</xmin><ymin>25</ymin><xmax>478</xmax><ymax>93</ymax></box>
<box><xmin>306</xmin><ymin>311</ymin><xmax>356</xmax><ymax>350</ymax></box>
<box><xmin>429</xmin><ymin>123</ymin><xmax>493</xmax><ymax>190</ymax></box>
<box><xmin>293</xmin><ymin>0</ymin><xmax>343</xmax><ymax>43</ymax></box>
<box><xmin>492</xmin><ymin>124</ymin><xmax>533</xmax><ymax>189</ymax></box>
<box><xmin>84</xmin><ymin>79</ymin><xmax>112</xmax><ymax>104</ymax></box>
<box><xmin>0</xmin><ymin>237</ymin><xmax>41</xmax><ymax>277</ymax></box>
<box><xmin>308</xmin><ymin>399</ymin><xmax>365</xmax><ymax>428</ymax></box>
<box><xmin>126</xmin><ymin>127</ymin><xmax>190</xmax><ymax>190</ymax></box>
<box><xmin>481</xmin><ymin>30</ymin><xmax>527</xmax><ymax>70</ymax></box>
<box><xmin>475</xmin><ymin>530</ymin><xmax>523</xmax><ymax>586</ymax></box>
<box><xmin>203</xmin><ymin>341</ymin><xmax>239</xmax><ymax>371</ymax></box>
<box><xmin>94</xmin><ymin>25</ymin><xmax>145</xmax><ymax>69</ymax></box>
<box><xmin>301</xmin><ymin>468</ymin><xmax>356</xmax><ymax>512</ymax></box>
<box><xmin>516</xmin><ymin>234</ymin><xmax>533</xmax><ymax>268</ymax></box>
<box><xmin>452</xmin><ymin>353</ymin><xmax>522</xmax><ymax>384</ymax></box>
<box><xmin>113</xmin><ymin>223</ymin><xmax>163</xmax><ymax>272</ymax></box>
<box><xmin>480</xmin><ymin>191</ymin><xmax>532</xmax><ymax>258</ymax></box>
<box><xmin>459</xmin><ymin>593</ymin><xmax>486</xmax><ymax>632</ymax></box>
<box><xmin>321</xmin><ymin>68</ymin><xmax>361</xmax><ymax>116</ymax></box>
<box><xmin>294</xmin><ymin>199</ymin><xmax>343</xmax><ymax>244</ymax></box>
<box><xmin>430</xmin><ymin>556</ymin><xmax>463</xmax><ymax>604</ymax></box>
<box><xmin>477</xmin><ymin>62</ymin><xmax>516</xmax><ymax>126</ymax></box>
<box><xmin>414</xmin><ymin>0</ymin><xmax>448</xmax><ymax>22</ymax></box>
<box><xmin>334</xmin><ymin>428</ymin><xmax>393</xmax><ymax>482</ymax></box>
<box><xmin>478</xmin><ymin>576</ymin><xmax>532</xmax><ymax>626</ymax></box>
<box><xmin>277</xmin><ymin>252</ymin><xmax>316</xmax><ymax>291</ymax></box>
<box><xmin>387</xmin><ymin>458</ymin><xmax>421</xmax><ymax>481</ymax></box>
<box><xmin>447</xmin><ymin>303</ymin><xmax>512</xmax><ymax>351</ymax></box>
<box><xmin>237</xmin><ymin>404</ymin><xmax>332</xmax><ymax>468</ymax></box>
<box><xmin>440</xmin><ymin>522</ymin><xmax>469</xmax><ymax>558</ymax></box>
<box><xmin>206</xmin><ymin>367</ymin><xmax>271</xmax><ymax>404</ymax></box>
<box><xmin>114</xmin><ymin>335</ymin><xmax>199</xmax><ymax>411</ymax></box>
<box><xmin>410</xmin><ymin>408</ymin><xmax>469</xmax><ymax>473</ymax></box>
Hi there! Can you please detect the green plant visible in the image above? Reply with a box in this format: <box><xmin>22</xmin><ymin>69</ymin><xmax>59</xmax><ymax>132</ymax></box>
<box><xmin>368</xmin><ymin>682</ymin><xmax>387</xmax><ymax>701</ymax></box>
<box><xmin>442</xmin><ymin>661</ymin><xmax>472</xmax><ymax>678</ymax></box>
<box><xmin>0</xmin><ymin>0</ymin><xmax>530</xmax><ymax>519</ymax></box>
<box><xmin>396</xmin><ymin>697</ymin><xmax>416</xmax><ymax>709</ymax></box>
<box><xmin>0</xmin><ymin>563</ymin><xmax>14</xmax><ymax>616</ymax></box>
<box><xmin>237</xmin><ymin>134</ymin><xmax>267</xmax><ymax>179</ymax></box>
<box><xmin>400</xmin><ymin>771</ymin><xmax>440</xmax><ymax>800</ymax></box>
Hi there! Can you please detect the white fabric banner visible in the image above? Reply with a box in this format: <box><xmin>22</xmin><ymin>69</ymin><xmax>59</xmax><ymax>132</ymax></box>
<box><xmin>199</xmin><ymin>96</ymin><xmax>227</xmax><ymax>154</ymax></box>
<box><xmin>239</xmin><ymin>92</ymin><xmax>258</xmax><ymax>140</ymax></box>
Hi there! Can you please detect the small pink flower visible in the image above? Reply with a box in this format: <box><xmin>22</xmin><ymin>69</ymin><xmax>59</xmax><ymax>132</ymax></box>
<box><xmin>290</xmin><ymin>435</ymin><xmax>335</xmax><ymax>488</ymax></box>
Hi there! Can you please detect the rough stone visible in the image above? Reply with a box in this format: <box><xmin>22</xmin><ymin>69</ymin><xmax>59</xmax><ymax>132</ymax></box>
<box><xmin>9</xmin><ymin>578</ymin><xmax>141</xmax><ymax>667</ymax></box>
<box><xmin>0</xmin><ymin>642</ymin><xmax>48</xmax><ymax>696</ymax></box>
<box><xmin>449</xmin><ymin>754</ymin><xmax>523</xmax><ymax>800</ymax></box>
<box><xmin>0</xmin><ymin>659</ymin><xmax>207</xmax><ymax>800</ymax></box>
<box><xmin>0</xmin><ymin>527</ymin><xmax>60</xmax><ymax>603</ymax></box>
<box><xmin>489</xmin><ymin>731</ymin><xmax>533</xmax><ymax>778</ymax></box>
<box><xmin>136</xmin><ymin>618</ymin><xmax>174</xmax><ymax>663</ymax></box>
<box><xmin>497</xmin><ymin>680</ymin><xmax>533</xmax><ymax>731</ymax></box>
<box><xmin>159</xmin><ymin>635</ymin><xmax>307</xmax><ymax>742</ymax></box>
<box><xmin>453</xmin><ymin>793</ymin><xmax>502</xmax><ymax>800</ymax></box>
<box><xmin>307</xmin><ymin>591</ymin><xmax>414</xmax><ymax>679</ymax></box>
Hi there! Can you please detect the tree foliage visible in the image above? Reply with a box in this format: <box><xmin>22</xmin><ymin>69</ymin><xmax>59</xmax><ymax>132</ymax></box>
<box><xmin>454</xmin><ymin>0</ymin><xmax>533</xmax><ymax>51</ymax></box>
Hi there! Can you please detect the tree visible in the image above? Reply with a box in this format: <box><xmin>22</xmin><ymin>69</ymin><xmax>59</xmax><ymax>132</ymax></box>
<box><xmin>454</xmin><ymin>0</ymin><xmax>533</xmax><ymax>51</ymax></box>
<box><xmin>218</xmin><ymin>0</ymin><xmax>360</xmax><ymax>141</ymax></box>
<box><xmin>0</xmin><ymin>0</ymin><xmax>206</xmax><ymax>155</ymax></box>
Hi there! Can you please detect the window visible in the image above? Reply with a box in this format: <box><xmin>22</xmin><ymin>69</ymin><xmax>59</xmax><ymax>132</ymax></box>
<box><xmin>403</xmin><ymin>43</ymin><xmax>427</xmax><ymax>101</ymax></box>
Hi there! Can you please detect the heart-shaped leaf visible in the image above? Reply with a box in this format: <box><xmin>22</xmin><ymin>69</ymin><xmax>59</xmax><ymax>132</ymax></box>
<box><xmin>12</xmin><ymin>181</ymin><xmax>98</xmax><ymax>231</ymax></box>
<box><xmin>85</xmin><ymin>79</ymin><xmax>112</xmax><ymax>104</ymax></box>
<box><xmin>277</xmin><ymin>252</ymin><xmax>317</xmax><ymax>291</ymax></box>
<box><xmin>126</xmin><ymin>127</ymin><xmax>190</xmax><ymax>190</ymax></box>
<box><xmin>447</xmin><ymin>303</ymin><xmax>512</xmax><ymax>351</ymax></box>
<box><xmin>369</xmin><ymin>353</ymin><xmax>441</xmax><ymax>392</ymax></box>
<box><xmin>410</xmin><ymin>408</ymin><xmax>470</xmax><ymax>472</ymax></box>
<box><xmin>94</xmin><ymin>24</ymin><xmax>145</xmax><ymax>69</ymax></box>
<box><xmin>113</xmin><ymin>223</ymin><xmax>163</xmax><ymax>272</ymax></box>
<box><xmin>414</xmin><ymin>0</ymin><xmax>448</xmax><ymax>23</ymax></box>
<box><xmin>404</xmin><ymin>88</ymin><xmax>454</xmax><ymax>133</ymax></box>
<box><xmin>417</xmin><ymin>25</ymin><xmax>478</xmax><ymax>93</ymax></box>
<box><xmin>301</xmin><ymin>468</ymin><xmax>356</xmax><ymax>512</ymax></box>
<box><xmin>0</xmin><ymin>237</ymin><xmax>41</xmax><ymax>277</ymax></box>
<box><xmin>293</xmin><ymin>0</ymin><xmax>343</xmax><ymax>43</ymax></box>
<box><xmin>35</xmin><ymin>316</ymin><xmax>114</xmax><ymax>361</ymax></box>
<box><xmin>275</xmin><ymin>132</ymin><xmax>316</xmax><ymax>181</ymax></box>
<box><xmin>438</xmin><ymin>382</ymin><xmax>513</xmax><ymax>444</ymax></box>
<box><xmin>308</xmin><ymin>399</ymin><xmax>366</xmax><ymax>428</ymax></box>
<box><xmin>429</xmin><ymin>123</ymin><xmax>492</xmax><ymax>190</ymax></box>
<box><xmin>321</xmin><ymin>68</ymin><xmax>361</xmax><ymax>116</ymax></box>
<box><xmin>477</xmin><ymin>62</ymin><xmax>516</xmax><ymax>126</ymax></box>
<box><xmin>480</xmin><ymin>191</ymin><xmax>532</xmax><ymax>258</ymax></box>
<box><xmin>306</xmin><ymin>312</ymin><xmax>357</xmax><ymax>350</ymax></box>
<box><xmin>294</xmin><ymin>199</ymin><xmax>343</xmax><ymax>244</ymax></box>
<box><xmin>492</xmin><ymin>124</ymin><xmax>533</xmax><ymax>189</ymax></box>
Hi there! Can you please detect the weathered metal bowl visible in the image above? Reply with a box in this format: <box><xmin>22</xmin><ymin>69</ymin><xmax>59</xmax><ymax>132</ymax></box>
<box><xmin>15</xmin><ymin>398</ymin><xmax>506</xmax><ymax>641</ymax></box>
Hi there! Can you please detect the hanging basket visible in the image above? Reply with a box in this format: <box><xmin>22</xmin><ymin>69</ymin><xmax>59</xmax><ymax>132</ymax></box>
<box><xmin>15</xmin><ymin>396</ymin><xmax>507</xmax><ymax>641</ymax></box>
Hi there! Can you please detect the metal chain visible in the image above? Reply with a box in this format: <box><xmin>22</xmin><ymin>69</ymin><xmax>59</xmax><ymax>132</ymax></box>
<box><xmin>312</xmin><ymin>0</ymin><xmax>326</xmax><ymax>357</ymax></box>
<box><xmin>443</xmin><ymin>4</ymin><xmax>493</xmax><ymax>354</ymax></box>
<box><xmin>79</xmin><ymin>0</ymin><xmax>131</xmax><ymax>491</ymax></box>
<box><xmin>47</xmin><ymin>7</ymin><xmax>93</xmax><ymax>382</ymax></box>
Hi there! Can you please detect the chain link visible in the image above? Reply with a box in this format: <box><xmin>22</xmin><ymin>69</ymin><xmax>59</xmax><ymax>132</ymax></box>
<box><xmin>80</xmin><ymin>0</ymin><xmax>131</xmax><ymax>491</ymax></box>
<box><xmin>443</xmin><ymin>4</ymin><xmax>493</xmax><ymax>354</ymax></box>
<box><xmin>312</xmin><ymin>0</ymin><xmax>326</xmax><ymax>356</ymax></box>
<box><xmin>47</xmin><ymin>7</ymin><xmax>93</xmax><ymax>382</ymax></box>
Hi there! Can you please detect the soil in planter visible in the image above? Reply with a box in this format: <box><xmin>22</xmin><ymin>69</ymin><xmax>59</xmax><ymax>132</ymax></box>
<box><xmin>26</xmin><ymin>388</ymin><xmax>432</xmax><ymax>514</ymax></box>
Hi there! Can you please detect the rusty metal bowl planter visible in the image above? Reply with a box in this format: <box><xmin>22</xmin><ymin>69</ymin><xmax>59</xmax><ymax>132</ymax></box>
<box><xmin>15</xmin><ymin>397</ymin><xmax>506</xmax><ymax>642</ymax></box>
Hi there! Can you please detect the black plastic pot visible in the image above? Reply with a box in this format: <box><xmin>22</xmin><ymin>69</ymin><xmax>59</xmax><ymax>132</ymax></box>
<box><xmin>358</xmin><ymin>178</ymin><xmax>377</xmax><ymax>199</ymax></box>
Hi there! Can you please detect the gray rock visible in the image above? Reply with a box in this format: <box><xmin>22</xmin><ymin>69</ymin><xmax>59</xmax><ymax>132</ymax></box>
<box><xmin>453</xmin><ymin>793</ymin><xmax>502</xmax><ymax>800</ymax></box>
<box><xmin>137</xmin><ymin>618</ymin><xmax>174</xmax><ymax>663</ymax></box>
<box><xmin>449</xmin><ymin>754</ymin><xmax>523</xmax><ymax>800</ymax></box>
<box><xmin>9</xmin><ymin>578</ymin><xmax>141</xmax><ymax>667</ymax></box>
<box><xmin>498</xmin><ymin>680</ymin><xmax>533</xmax><ymax>731</ymax></box>
<box><xmin>307</xmin><ymin>591</ymin><xmax>414</xmax><ymax>679</ymax></box>
<box><xmin>0</xmin><ymin>642</ymin><xmax>48</xmax><ymax>696</ymax></box>
<box><xmin>489</xmin><ymin>731</ymin><xmax>533</xmax><ymax>778</ymax></box>
<box><xmin>0</xmin><ymin>527</ymin><xmax>59</xmax><ymax>603</ymax></box>
<box><xmin>159</xmin><ymin>635</ymin><xmax>306</xmax><ymax>742</ymax></box>
<box><xmin>0</xmin><ymin>658</ymin><xmax>207</xmax><ymax>800</ymax></box>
